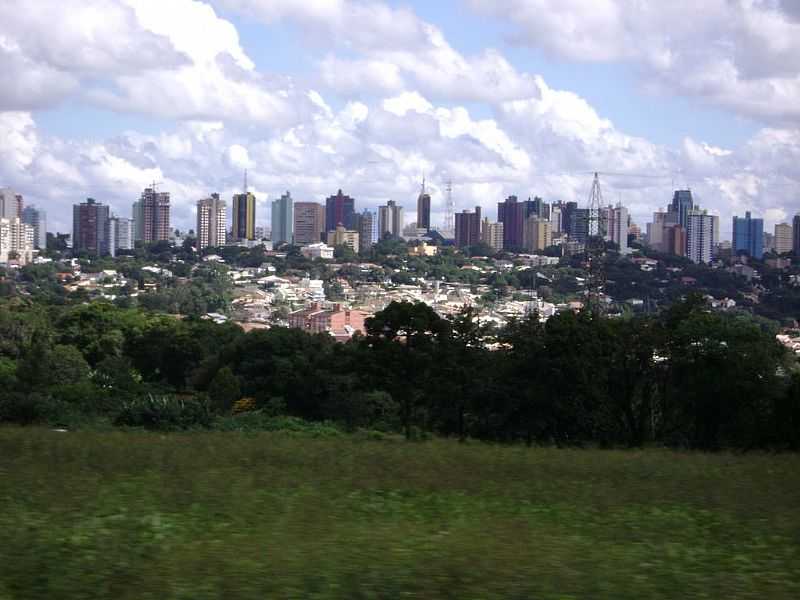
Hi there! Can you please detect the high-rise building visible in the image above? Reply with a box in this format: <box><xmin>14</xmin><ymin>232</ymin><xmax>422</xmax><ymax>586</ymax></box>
<box><xmin>107</xmin><ymin>215</ymin><xmax>134</xmax><ymax>258</ymax></box>
<box><xmin>325</xmin><ymin>189</ymin><xmax>356</xmax><ymax>231</ymax></box>
<box><xmin>774</xmin><ymin>223</ymin><xmax>793</xmax><ymax>255</ymax></box>
<box><xmin>732</xmin><ymin>211</ymin><xmax>764</xmax><ymax>259</ymax></box>
<box><xmin>569</xmin><ymin>208</ymin><xmax>590</xmax><ymax>243</ymax></box>
<box><xmin>561</xmin><ymin>201</ymin><xmax>577</xmax><ymax>239</ymax></box>
<box><xmin>670</xmin><ymin>190</ymin><xmax>694</xmax><ymax>232</ymax></box>
<box><xmin>356</xmin><ymin>209</ymin><xmax>376</xmax><ymax>253</ymax></box>
<box><xmin>73</xmin><ymin>198</ymin><xmax>110</xmax><ymax>255</ymax></box>
<box><xmin>687</xmin><ymin>208</ymin><xmax>715</xmax><ymax>264</ymax></box>
<box><xmin>608</xmin><ymin>204</ymin><xmax>629</xmax><ymax>254</ymax></box>
<box><xmin>417</xmin><ymin>180</ymin><xmax>431</xmax><ymax>232</ymax></box>
<box><xmin>455</xmin><ymin>206</ymin><xmax>482</xmax><ymax>248</ymax></box>
<box><xmin>497</xmin><ymin>195</ymin><xmax>537</xmax><ymax>249</ymax></box>
<box><xmin>21</xmin><ymin>206</ymin><xmax>47</xmax><ymax>249</ymax></box>
<box><xmin>115</xmin><ymin>216</ymin><xmax>134</xmax><ymax>253</ymax></box>
<box><xmin>481</xmin><ymin>218</ymin><xmax>504</xmax><ymax>252</ymax></box>
<box><xmin>0</xmin><ymin>188</ymin><xmax>20</xmax><ymax>219</ymax></box>
<box><xmin>232</xmin><ymin>191</ymin><xmax>256</xmax><ymax>241</ymax></box>
<box><xmin>523</xmin><ymin>216</ymin><xmax>551</xmax><ymax>252</ymax></box>
<box><xmin>196</xmin><ymin>194</ymin><xmax>227</xmax><ymax>249</ymax></box>
<box><xmin>531</xmin><ymin>196</ymin><xmax>550</xmax><ymax>221</ymax></box>
<box><xmin>132</xmin><ymin>200</ymin><xmax>144</xmax><ymax>242</ymax></box>
<box><xmin>293</xmin><ymin>202</ymin><xmax>325</xmax><ymax>245</ymax></box>
<box><xmin>550</xmin><ymin>203</ymin><xmax>563</xmax><ymax>233</ymax></box>
<box><xmin>793</xmin><ymin>214</ymin><xmax>800</xmax><ymax>255</ymax></box>
<box><xmin>0</xmin><ymin>217</ymin><xmax>34</xmax><ymax>265</ymax></box>
<box><xmin>137</xmin><ymin>187</ymin><xmax>171</xmax><ymax>243</ymax></box>
<box><xmin>271</xmin><ymin>191</ymin><xmax>294</xmax><ymax>245</ymax></box>
<box><xmin>711</xmin><ymin>215</ymin><xmax>720</xmax><ymax>249</ymax></box>
<box><xmin>378</xmin><ymin>200</ymin><xmax>404</xmax><ymax>239</ymax></box>
<box><xmin>663</xmin><ymin>224</ymin><xmax>687</xmax><ymax>257</ymax></box>
<box><xmin>327</xmin><ymin>224</ymin><xmax>359</xmax><ymax>251</ymax></box>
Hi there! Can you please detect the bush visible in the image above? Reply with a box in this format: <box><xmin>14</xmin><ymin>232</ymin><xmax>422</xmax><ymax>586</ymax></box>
<box><xmin>114</xmin><ymin>394</ymin><xmax>212</xmax><ymax>431</ymax></box>
<box><xmin>212</xmin><ymin>412</ymin><xmax>343</xmax><ymax>437</ymax></box>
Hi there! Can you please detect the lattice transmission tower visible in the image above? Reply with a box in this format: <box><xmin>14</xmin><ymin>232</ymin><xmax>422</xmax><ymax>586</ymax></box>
<box><xmin>443</xmin><ymin>179</ymin><xmax>455</xmax><ymax>232</ymax></box>
<box><xmin>585</xmin><ymin>172</ymin><xmax>606</xmax><ymax>315</ymax></box>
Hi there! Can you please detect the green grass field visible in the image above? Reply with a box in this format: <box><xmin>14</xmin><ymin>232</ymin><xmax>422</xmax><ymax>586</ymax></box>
<box><xmin>1</xmin><ymin>428</ymin><xmax>799</xmax><ymax>599</ymax></box>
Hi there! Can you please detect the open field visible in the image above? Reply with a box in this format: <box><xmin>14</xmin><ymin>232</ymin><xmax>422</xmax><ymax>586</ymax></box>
<box><xmin>1</xmin><ymin>428</ymin><xmax>799</xmax><ymax>599</ymax></box>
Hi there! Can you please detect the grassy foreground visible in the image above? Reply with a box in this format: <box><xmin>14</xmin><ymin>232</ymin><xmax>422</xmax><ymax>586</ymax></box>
<box><xmin>1</xmin><ymin>428</ymin><xmax>799</xmax><ymax>599</ymax></box>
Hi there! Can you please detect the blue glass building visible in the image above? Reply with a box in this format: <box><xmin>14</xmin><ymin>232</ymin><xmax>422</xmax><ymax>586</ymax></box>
<box><xmin>732</xmin><ymin>211</ymin><xmax>764</xmax><ymax>259</ymax></box>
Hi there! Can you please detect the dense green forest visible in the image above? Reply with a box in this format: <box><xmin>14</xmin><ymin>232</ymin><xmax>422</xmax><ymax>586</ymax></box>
<box><xmin>1</xmin><ymin>293</ymin><xmax>798</xmax><ymax>450</ymax></box>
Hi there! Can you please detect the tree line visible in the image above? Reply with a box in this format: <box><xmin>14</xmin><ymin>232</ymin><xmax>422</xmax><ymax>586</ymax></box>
<box><xmin>0</xmin><ymin>294</ymin><xmax>798</xmax><ymax>449</ymax></box>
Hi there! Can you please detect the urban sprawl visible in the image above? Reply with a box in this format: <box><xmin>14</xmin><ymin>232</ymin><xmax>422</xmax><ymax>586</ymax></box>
<box><xmin>1</xmin><ymin>179</ymin><xmax>798</xmax><ymax>354</ymax></box>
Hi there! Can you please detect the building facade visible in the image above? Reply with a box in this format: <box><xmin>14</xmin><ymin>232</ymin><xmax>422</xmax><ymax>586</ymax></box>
<box><xmin>137</xmin><ymin>187</ymin><xmax>171</xmax><ymax>243</ymax></box>
<box><xmin>196</xmin><ymin>194</ymin><xmax>227</xmax><ymax>249</ymax></box>
<box><xmin>21</xmin><ymin>206</ymin><xmax>46</xmax><ymax>249</ymax></box>
<box><xmin>732</xmin><ymin>211</ymin><xmax>764</xmax><ymax>259</ymax></box>
<box><xmin>327</xmin><ymin>224</ymin><xmax>359</xmax><ymax>251</ymax></box>
<box><xmin>293</xmin><ymin>202</ymin><xmax>325</xmax><ymax>245</ymax></box>
<box><xmin>301</xmin><ymin>243</ymin><xmax>334</xmax><ymax>260</ymax></box>
<box><xmin>454</xmin><ymin>206</ymin><xmax>482</xmax><ymax>248</ymax></box>
<box><xmin>378</xmin><ymin>200</ymin><xmax>404</xmax><ymax>239</ymax></box>
<box><xmin>325</xmin><ymin>189</ymin><xmax>356</xmax><ymax>231</ymax></box>
<box><xmin>774</xmin><ymin>223</ymin><xmax>793</xmax><ymax>255</ymax></box>
<box><xmin>608</xmin><ymin>204</ymin><xmax>629</xmax><ymax>254</ymax></box>
<box><xmin>356</xmin><ymin>209</ymin><xmax>376</xmax><ymax>253</ymax></box>
<box><xmin>664</xmin><ymin>224</ymin><xmax>687</xmax><ymax>257</ymax></box>
<box><xmin>288</xmin><ymin>303</ymin><xmax>369</xmax><ymax>340</ymax></box>
<box><xmin>73</xmin><ymin>198</ymin><xmax>110</xmax><ymax>255</ymax></box>
<box><xmin>417</xmin><ymin>181</ymin><xmax>431</xmax><ymax>232</ymax></box>
<box><xmin>794</xmin><ymin>214</ymin><xmax>800</xmax><ymax>255</ymax></box>
<box><xmin>686</xmin><ymin>208</ymin><xmax>715</xmax><ymax>264</ymax></box>
<box><xmin>670</xmin><ymin>190</ymin><xmax>694</xmax><ymax>232</ymax></box>
<box><xmin>0</xmin><ymin>188</ymin><xmax>20</xmax><ymax>219</ymax></box>
<box><xmin>271</xmin><ymin>191</ymin><xmax>294</xmax><ymax>245</ymax></box>
<box><xmin>481</xmin><ymin>218</ymin><xmax>504</xmax><ymax>252</ymax></box>
<box><xmin>497</xmin><ymin>195</ymin><xmax>526</xmax><ymax>249</ymax></box>
<box><xmin>232</xmin><ymin>191</ymin><xmax>256</xmax><ymax>241</ymax></box>
<box><xmin>107</xmin><ymin>215</ymin><xmax>134</xmax><ymax>258</ymax></box>
<box><xmin>0</xmin><ymin>217</ymin><xmax>34</xmax><ymax>264</ymax></box>
<box><xmin>523</xmin><ymin>217</ymin><xmax>552</xmax><ymax>252</ymax></box>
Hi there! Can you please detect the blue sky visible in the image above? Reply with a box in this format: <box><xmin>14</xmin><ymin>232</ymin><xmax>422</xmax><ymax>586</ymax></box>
<box><xmin>1</xmin><ymin>0</ymin><xmax>798</xmax><ymax>237</ymax></box>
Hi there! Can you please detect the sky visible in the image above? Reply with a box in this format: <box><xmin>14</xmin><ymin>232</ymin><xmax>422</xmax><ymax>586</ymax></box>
<box><xmin>2</xmin><ymin>0</ymin><xmax>800</xmax><ymax>240</ymax></box>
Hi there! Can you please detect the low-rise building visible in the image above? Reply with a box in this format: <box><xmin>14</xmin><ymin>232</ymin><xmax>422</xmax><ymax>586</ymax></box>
<box><xmin>288</xmin><ymin>302</ymin><xmax>370</xmax><ymax>340</ymax></box>
<box><xmin>408</xmin><ymin>242</ymin><xmax>439</xmax><ymax>257</ymax></box>
<box><xmin>301</xmin><ymin>243</ymin><xmax>334</xmax><ymax>260</ymax></box>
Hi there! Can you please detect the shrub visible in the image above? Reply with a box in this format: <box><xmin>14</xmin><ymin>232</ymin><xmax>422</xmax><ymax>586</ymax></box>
<box><xmin>114</xmin><ymin>394</ymin><xmax>212</xmax><ymax>431</ymax></box>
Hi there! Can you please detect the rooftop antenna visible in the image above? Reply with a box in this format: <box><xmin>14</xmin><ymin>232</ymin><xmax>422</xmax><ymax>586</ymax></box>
<box><xmin>244</xmin><ymin>169</ymin><xmax>248</xmax><ymax>193</ymax></box>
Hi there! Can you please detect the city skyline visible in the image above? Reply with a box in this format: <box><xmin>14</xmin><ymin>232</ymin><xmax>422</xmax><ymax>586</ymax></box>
<box><xmin>1</xmin><ymin>1</ymin><xmax>799</xmax><ymax>237</ymax></box>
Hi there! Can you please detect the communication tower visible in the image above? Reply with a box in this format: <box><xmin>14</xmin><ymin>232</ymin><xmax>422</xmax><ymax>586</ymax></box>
<box><xmin>586</xmin><ymin>172</ymin><xmax>606</xmax><ymax>315</ymax></box>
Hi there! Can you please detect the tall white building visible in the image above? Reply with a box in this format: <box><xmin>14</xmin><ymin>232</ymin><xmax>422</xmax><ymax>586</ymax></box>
<box><xmin>108</xmin><ymin>216</ymin><xmax>134</xmax><ymax>257</ymax></box>
<box><xmin>550</xmin><ymin>204</ymin><xmax>562</xmax><ymax>234</ymax></box>
<box><xmin>378</xmin><ymin>200</ymin><xmax>403</xmax><ymax>239</ymax></box>
<box><xmin>608</xmin><ymin>204</ymin><xmax>629</xmax><ymax>255</ymax></box>
<box><xmin>0</xmin><ymin>217</ymin><xmax>34</xmax><ymax>265</ymax></box>
<box><xmin>687</xmin><ymin>208</ymin><xmax>715</xmax><ymax>264</ymax></box>
<box><xmin>196</xmin><ymin>194</ymin><xmax>227</xmax><ymax>249</ymax></box>
<box><xmin>21</xmin><ymin>206</ymin><xmax>47</xmax><ymax>249</ymax></box>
